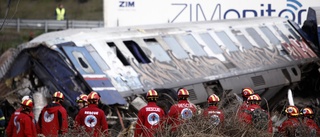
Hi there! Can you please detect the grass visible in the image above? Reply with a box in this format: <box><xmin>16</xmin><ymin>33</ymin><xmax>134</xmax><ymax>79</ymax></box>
<box><xmin>0</xmin><ymin>0</ymin><xmax>103</xmax><ymax>53</ymax></box>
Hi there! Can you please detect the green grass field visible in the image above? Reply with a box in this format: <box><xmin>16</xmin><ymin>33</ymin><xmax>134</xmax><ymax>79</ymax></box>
<box><xmin>0</xmin><ymin>0</ymin><xmax>103</xmax><ymax>53</ymax></box>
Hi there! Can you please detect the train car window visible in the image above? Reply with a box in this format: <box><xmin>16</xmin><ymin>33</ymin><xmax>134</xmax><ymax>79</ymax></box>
<box><xmin>182</xmin><ymin>34</ymin><xmax>207</xmax><ymax>56</ymax></box>
<box><xmin>85</xmin><ymin>45</ymin><xmax>110</xmax><ymax>71</ymax></box>
<box><xmin>273</xmin><ymin>25</ymin><xmax>290</xmax><ymax>43</ymax></box>
<box><xmin>235</xmin><ymin>34</ymin><xmax>253</xmax><ymax>49</ymax></box>
<box><xmin>215</xmin><ymin>31</ymin><xmax>238</xmax><ymax>52</ymax></box>
<box><xmin>259</xmin><ymin>26</ymin><xmax>281</xmax><ymax>46</ymax></box>
<box><xmin>144</xmin><ymin>39</ymin><xmax>171</xmax><ymax>62</ymax></box>
<box><xmin>107</xmin><ymin>42</ymin><xmax>130</xmax><ymax>66</ymax></box>
<box><xmin>123</xmin><ymin>41</ymin><xmax>151</xmax><ymax>64</ymax></box>
<box><xmin>163</xmin><ymin>36</ymin><xmax>189</xmax><ymax>59</ymax></box>
<box><xmin>246</xmin><ymin>28</ymin><xmax>268</xmax><ymax>48</ymax></box>
<box><xmin>199</xmin><ymin>33</ymin><xmax>223</xmax><ymax>54</ymax></box>
<box><xmin>285</xmin><ymin>24</ymin><xmax>301</xmax><ymax>41</ymax></box>
<box><xmin>71</xmin><ymin>51</ymin><xmax>95</xmax><ymax>73</ymax></box>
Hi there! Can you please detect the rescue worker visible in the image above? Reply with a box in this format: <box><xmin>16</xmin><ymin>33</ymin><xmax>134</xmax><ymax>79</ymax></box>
<box><xmin>300</xmin><ymin>107</ymin><xmax>320</xmax><ymax>136</ymax></box>
<box><xmin>167</xmin><ymin>88</ymin><xmax>197</xmax><ymax>131</ymax></box>
<box><xmin>75</xmin><ymin>91</ymin><xmax>108</xmax><ymax>136</ymax></box>
<box><xmin>6</xmin><ymin>95</ymin><xmax>35</xmax><ymax>137</ymax></box>
<box><xmin>76</xmin><ymin>94</ymin><xmax>88</xmax><ymax>109</ymax></box>
<box><xmin>238</xmin><ymin>94</ymin><xmax>273</xmax><ymax>133</ymax></box>
<box><xmin>134</xmin><ymin>89</ymin><xmax>165</xmax><ymax>137</ymax></box>
<box><xmin>278</xmin><ymin>105</ymin><xmax>301</xmax><ymax>136</ymax></box>
<box><xmin>203</xmin><ymin>94</ymin><xmax>224</xmax><ymax>126</ymax></box>
<box><xmin>6</xmin><ymin>99</ymin><xmax>37</xmax><ymax>137</ymax></box>
<box><xmin>238</xmin><ymin>87</ymin><xmax>255</xmax><ymax>112</ymax></box>
<box><xmin>55</xmin><ymin>3</ymin><xmax>66</xmax><ymax>21</ymax></box>
<box><xmin>37</xmin><ymin>91</ymin><xmax>68</xmax><ymax>136</ymax></box>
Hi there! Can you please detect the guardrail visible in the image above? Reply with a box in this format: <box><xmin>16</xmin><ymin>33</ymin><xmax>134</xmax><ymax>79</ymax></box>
<box><xmin>0</xmin><ymin>19</ymin><xmax>104</xmax><ymax>32</ymax></box>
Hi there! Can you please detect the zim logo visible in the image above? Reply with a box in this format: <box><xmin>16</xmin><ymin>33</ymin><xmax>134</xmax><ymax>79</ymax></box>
<box><xmin>171</xmin><ymin>0</ymin><xmax>307</xmax><ymax>25</ymax></box>
<box><xmin>119</xmin><ymin>1</ymin><xmax>135</xmax><ymax>7</ymax></box>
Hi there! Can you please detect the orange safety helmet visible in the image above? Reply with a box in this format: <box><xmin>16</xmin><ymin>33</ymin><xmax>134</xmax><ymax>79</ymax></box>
<box><xmin>76</xmin><ymin>94</ymin><xmax>88</xmax><ymax>103</ymax></box>
<box><xmin>285</xmin><ymin>106</ymin><xmax>299</xmax><ymax>117</ymax></box>
<box><xmin>146</xmin><ymin>89</ymin><xmax>158</xmax><ymax>98</ymax></box>
<box><xmin>301</xmin><ymin>107</ymin><xmax>314</xmax><ymax>116</ymax></box>
<box><xmin>207</xmin><ymin>94</ymin><xmax>220</xmax><ymax>103</ymax></box>
<box><xmin>88</xmin><ymin>91</ymin><xmax>100</xmax><ymax>101</ymax></box>
<box><xmin>53</xmin><ymin>91</ymin><xmax>64</xmax><ymax>100</ymax></box>
<box><xmin>21</xmin><ymin>98</ymin><xmax>34</xmax><ymax>108</ymax></box>
<box><xmin>247</xmin><ymin>94</ymin><xmax>262</xmax><ymax>101</ymax></box>
<box><xmin>241</xmin><ymin>87</ymin><xmax>254</xmax><ymax>98</ymax></box>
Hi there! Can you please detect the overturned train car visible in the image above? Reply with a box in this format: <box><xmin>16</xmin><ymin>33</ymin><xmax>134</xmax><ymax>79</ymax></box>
<box><xmin>1</xmin><ymin>8</ymin><xmax>320</xmax><ymax>133</ymax></box>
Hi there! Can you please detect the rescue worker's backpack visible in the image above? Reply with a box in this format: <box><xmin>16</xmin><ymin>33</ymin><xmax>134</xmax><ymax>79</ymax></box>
<box><xmin>250</xmin><ymin>108</ymin><xmax>269</xmax><ymax>130</ymax></box>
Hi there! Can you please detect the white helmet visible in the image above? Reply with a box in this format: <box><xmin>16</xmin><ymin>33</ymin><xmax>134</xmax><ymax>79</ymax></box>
<box><xmin>21</xmin><ymin>95</ymin><xmax>31</xmax><ymax>102</ymax></box>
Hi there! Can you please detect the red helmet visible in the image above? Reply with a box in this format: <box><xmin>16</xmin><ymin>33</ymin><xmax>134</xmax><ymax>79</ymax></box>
<box><xmin>53</xmin><ymin>91</ymin><xmax>64</xmax><ymax>100</ymax></box>
<box><xmin>21</xmin><ymin>99</ymin><xmax>34</xmax><ymax>108</ymax></box>
<box><xmin>241</xmin><ymin>87</ymin><xmax>254</xmax><ymax>98</ymax></box>
<box><xmin>76</xmin><ymin>94</ymin><xmax>88</xmax><ymax>103</ymax></box>
<box><xmin>247</xmin><ymin>94</ymin><xmax>261</xmax><ymax>101</ymax></box>
<box><xmin>88</xmin><ymin>91</ymin><xmax>100</xmax><ymax>101</ymax></box>
<box><xmin>146</xmin><ymin>89</ymin><xmax>158</xmax><ymax>98</ymax></box>
<box><xmin>301</xmin><ymin>107</ymin><xmax>314</xmax><ymax>116</ymax></box>
<box><xmin>285</xmin><ymin>106</ymin><xmax>299</xmax><ymax>117</ymax></box>
<box><xmin>177</xmin><ymin>88</ymin><xmax>189</xmax><ymax>97</ymax></box>
<box><xmin>207</xmin><ymin>94</ymin><xmax>220</xmax><ymax>103</ymax></box>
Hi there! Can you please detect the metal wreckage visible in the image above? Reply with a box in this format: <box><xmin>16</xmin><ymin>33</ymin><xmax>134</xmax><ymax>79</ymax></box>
<box><xmin>1</xmin><ymin>7</ymin><xmax>320</xmax><ymax>135</ymax></box>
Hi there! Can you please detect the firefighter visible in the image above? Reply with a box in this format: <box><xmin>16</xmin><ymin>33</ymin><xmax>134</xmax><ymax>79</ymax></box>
<box><xmin>300</xmin><ymin>107</ymin><xmax>320</xmax><ymax>136</ymax></box>
<box><xmin>238</xmin><ymin>94</ymin><xmax>273</xmax><ymax>133</ymax></box>
<box><xmin>37</xmin><ymin>91</ymin><xmax>68</xmax><ymax>136</ymax></box>
<box><xmin>167</xmin><ymin>88</ymin><xmax>197</xmax><ymax>131</ymax></box>
<box><xmin>76</xmin><ymin>94</ymin><xmax>88</xmax><ymax>109</ymax></box>
<box><xmin>6</xmin><ymin>99</ymin><xmax>37</xmax><ymax>137</ymax></box>
<box><xmin>134</xmin><ymin>89</ymin><xmax>165</xmax><ymax>137</ymax></box>
<box><xmin>239</xmin><ymin>87</ymin><xmax>255</xmax><ymax>111</ymax></box>
<box><xmin>203</xmin><ymin>94</ymin><xmax>224</xmax><ymax>126</ymax></box>
<box><xmin>75</xmin><ymin>91</ymin><xmax>108</xmax><ymax>136</ymax></box>
<box><xmin>278</xmin><ymin>105</ymin><xmax>301</xmax><ymax>136</ymax></box>
<box><xmin>237</xmin><ymin>88</ymin><xmax>254</xmax><ymax>122</ymax></box>
<box><xmin>6</xmin><ymin>96</ymin><xmax>35</xmax><ymax>137</ymax></box>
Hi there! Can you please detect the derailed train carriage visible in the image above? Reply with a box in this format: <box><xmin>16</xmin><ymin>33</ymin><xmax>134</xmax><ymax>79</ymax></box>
<box><xmin>1</xmin><ymin>7</ymin><xmax>320</xmax><ymax>134</ymax></box>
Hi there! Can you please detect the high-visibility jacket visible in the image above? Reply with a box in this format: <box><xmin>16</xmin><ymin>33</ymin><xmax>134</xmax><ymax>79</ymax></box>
<box><xmin>56</xmin><ymin>8</ymin><xmax>65</xmax><ymax>21</ymax></box>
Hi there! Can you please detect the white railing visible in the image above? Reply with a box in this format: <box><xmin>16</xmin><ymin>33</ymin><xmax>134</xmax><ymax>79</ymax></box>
<box><xmin>0</xmin><ymin>19</ymin><xmax>104</xmax><ymax>32</ymax></box>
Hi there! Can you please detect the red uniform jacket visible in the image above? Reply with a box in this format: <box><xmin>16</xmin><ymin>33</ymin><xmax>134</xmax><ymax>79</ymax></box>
<box><xmin>75</xmin><ymin>104</ymin><xmax>108</xmax><ymax>137</ymax></box>
<box><xmin>37</xmin><ymin>102</ymin><xmax>68</xmax><ymax>136</ymax></box>
<box><xmin>6</xmin><ymin>108</ymin><xmax>35</xmax><ymax>137</ymax></box>
<box><xmin>238</xmin><ymin>104</ymin><xmax>273</xmax><ymax>133</ymax></box>
<box><xmin>134</xmin><ymin>102</ymin><xmax>165</xmax><ymax>137</ymax></box>
<box><xmin>278</xmin><ymin>117</ymin><xmax>300</xmax><ymax>136</ymax></box>
<box><xmin>13</xmin><ymin>111</ymin><xmax>37</xmax><ymax>137</ymax></box>
<box><xmin>167</xmin><ymin>100</ymin><xmax>197</xmax><ymax>131</ymax></box>
<box><xmin>302</xmin><ymin>118</ymin><xmax>320</xmax><ymax>136</ymax></box>
<box><xmin>203</xmin><ymin>106</ymin><xmax>224</xmax><ymax>125</ymax></box>
<box><xmin>237</xmin><ymin>101</ymin><xmax>248</xmax><ymax>119</ymax></box>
